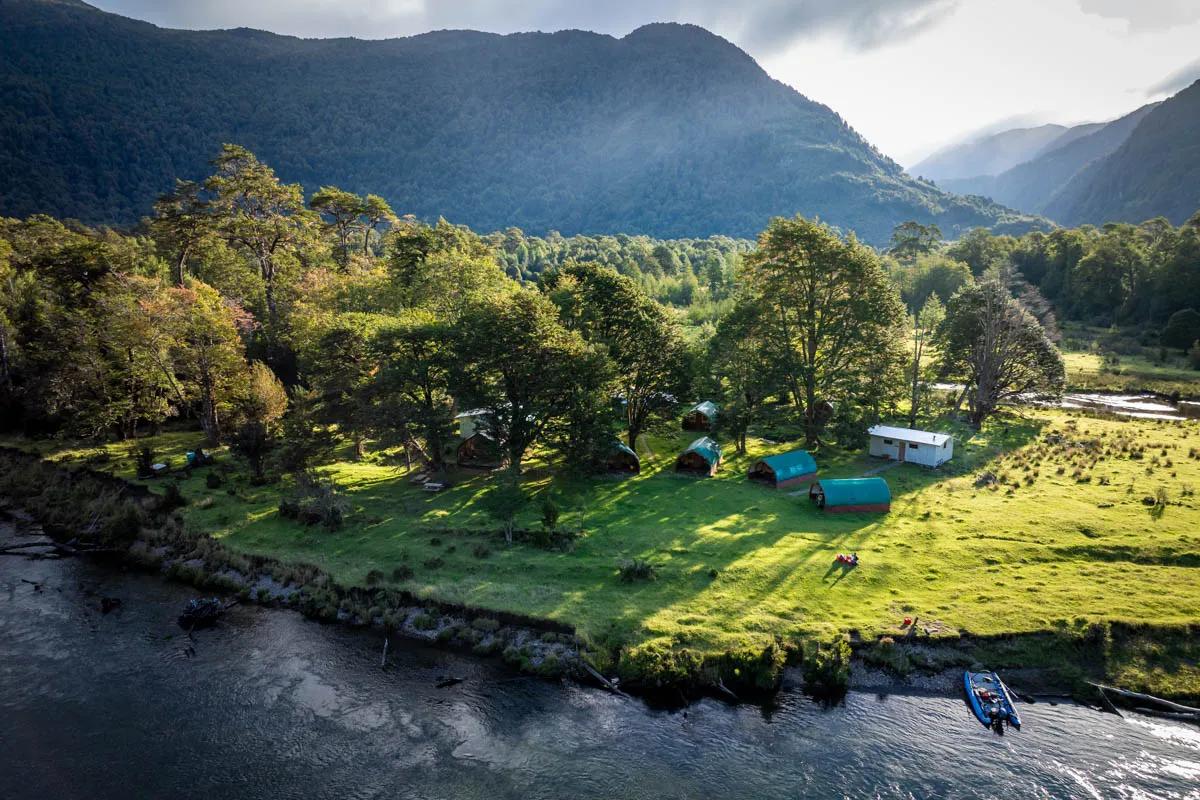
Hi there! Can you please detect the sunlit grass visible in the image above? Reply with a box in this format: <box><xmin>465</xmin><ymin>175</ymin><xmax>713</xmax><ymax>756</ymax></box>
<box><xmin>7</xmin><ymin>409</ymin><xmax>1200</xmax><ymax>666</ymax></box>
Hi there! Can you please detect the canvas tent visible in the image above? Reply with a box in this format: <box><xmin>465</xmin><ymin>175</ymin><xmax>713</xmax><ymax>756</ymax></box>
<box><xmin>682</xmin><ymin>401</ymin><xmax>718</xmax><ymax>431</ymax></box>
<box><xmin>749</xmin><ymin>450</ymin><xmax>818</xmax><ymax>489</ymax></box>
<box><xmin>605</xmin><ymin>440</ymin><xmax>641</xmax><ymax>474</ymax></box>
<box><xmin>456</xmin><ymin>431</ymin><xmax>502</xmax><ymax>468</ymax></box>
<box><xmin>675</xmin><ymin>436</ymin><xmax>722</xmax><ymax>476</ymax></box>
<box><xmin>867</xmin><ymin>425</ymin><xmax>953</xmax><ymax>468</ymax></box>
<box><xmin>808</xmin><ymin>477</ymin><xmax>890</xmax><ymax>513</ymax></box>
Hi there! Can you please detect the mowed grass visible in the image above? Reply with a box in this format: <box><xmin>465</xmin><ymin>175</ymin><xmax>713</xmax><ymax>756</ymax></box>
<box><xmin>11</xmin><ymin>408</ymin><xmax>1200</xmax><ymax>665</ymax></box>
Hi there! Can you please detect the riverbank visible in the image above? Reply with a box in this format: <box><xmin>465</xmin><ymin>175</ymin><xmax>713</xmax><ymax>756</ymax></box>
<box><xmin>3</xmin><ymin>404</ymin><xmax>1200</xmax><ymax>703</ymax></box>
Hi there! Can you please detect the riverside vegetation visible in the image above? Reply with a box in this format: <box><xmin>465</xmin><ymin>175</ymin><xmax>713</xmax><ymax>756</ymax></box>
<box><xmin>2</xmin><ymin>147</ymin><xmax>1199</xmax><ymax>701</ymax></box>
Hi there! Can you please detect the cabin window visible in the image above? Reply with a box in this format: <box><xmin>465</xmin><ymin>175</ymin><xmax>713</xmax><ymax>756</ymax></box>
<box><xmin>883</xmin><ymin>439</ymin><xmax>893</xmax><ymax>445</ymax></box>
<box><xmin>910</xmin><ymin>443</ymin><xmax>919</xmax><ymax>449</ymax></box>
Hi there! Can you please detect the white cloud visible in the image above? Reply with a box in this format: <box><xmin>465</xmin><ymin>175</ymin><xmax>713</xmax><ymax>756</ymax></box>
<box><xmin>1077</xmin><ymin>0</ymin><xmax>1200</xmax><ymax>32</ymax></box>
<box><xmin>1145</xmin><ymin>56</ymin><xmax>1200</xmax><ymax>97</ymax></box>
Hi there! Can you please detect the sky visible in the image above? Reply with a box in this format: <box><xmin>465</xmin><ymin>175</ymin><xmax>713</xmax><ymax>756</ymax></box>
<box><xmin>90</xmin><ymin>0</ymin><xmax>1200</xmax><ymax>166</ymax></box>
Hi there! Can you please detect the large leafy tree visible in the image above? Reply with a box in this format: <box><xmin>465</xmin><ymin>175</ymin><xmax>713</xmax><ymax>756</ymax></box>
<box><xmin>542</xmin><ymin>261</ymin><xmax>688</xmax><ymax>450</ymax></box>
<box><xmin>386</xmin><ymin>218</ymin><xmax>510</xmax><ymax>314</ymax></box>
<box><xmin>203</xmin><ymin>144</ymin><xmax>317</xmax><ymax>335</ymax></box>
<box><xmin>371</xmin><ymin>312</ymin><xmax>457</xmax><ymax>472</ymax></box>
<box><xmin>935</xmin><ymin>280</ymin><xmax>1065</xmax><ymax>428</ymax></box>
<box><xmin>741</xmin><ymin>215</ymin><xmax>907</xmax><ymax>445</ymax></box>
<box><xmin>888</xmin><ymin>221</ymin><xmax>942</xmax><ymax>262</ymax></box>
<box><xmin>907</xmin><ymin>294</ymin><xmax>945</xmax><ymax>428</ymax></box>
<box><xmin>453</xmin><ymin>291</ymin><xmax>605</xmax><ymax>473</ymax></box>
<box><xmin>168</xmin><ymin>279</ymin><xmax>252</xmax><ymax>445</ymax></box>
<box><xmin>708</xmin><ymin>296</ymin><xmax>783</xmax><ymax>454</ymax></box>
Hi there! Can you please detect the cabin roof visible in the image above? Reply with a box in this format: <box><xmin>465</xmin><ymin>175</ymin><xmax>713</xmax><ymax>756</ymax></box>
<box><xmin>816</xmin><ymin>477</ymin><xmax>891</xmax><ymax>506</ymax></box>
<box><xmin>757</xmin><ymin>449</ymin><xmax>817</xmax><ymax>480</ymax></box>
<box><xmin>688</xmin><ymin>401</ymin><xmax>719</xmax><ymax>418</ymax></box>
<box><xmin>867</xmin><ymin>425</ymin><xmax>951</xmax><ymax>447</ymax></box>
<box><xmin>609</xmin><ymin>440</ymin><xmax>640</xmax><ymax>462</ymax></box>
<box><xmin>682</xmin><ymin>436</ymin><xmax>721</xmax><ymax>466</ymax></box>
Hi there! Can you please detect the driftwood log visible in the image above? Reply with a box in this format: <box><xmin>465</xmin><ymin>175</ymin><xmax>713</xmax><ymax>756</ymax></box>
<box><xmin>1090</xmin><ymin>682</ymin><xmax>1200</xmax><ymax>723</ymax></box>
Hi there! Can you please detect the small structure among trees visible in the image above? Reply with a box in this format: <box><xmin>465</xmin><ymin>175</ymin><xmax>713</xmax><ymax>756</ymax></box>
<box><xmin>809</xmin><ymin>477</ymin><xmax>891</xmax><ymax>513</ymax></box>
<box><xmin>867</xmin><ymin>425</ymin><xmax>954</xmax><ymax>468</ymax></box>
<box><xmin>682</xmin><ymin>401</ymin><xmax>719</xmax><ymax>431</ymax></box>
<box><xmin>605</xmin><ymin>440</ymin><xmax>641</xmax><ymax>475</ymax></box>
<box><xmin>675</xmin><ymin>436</ymin><xmax>722</xmax><ymax>476</ymax></box>
<box><xmin>748</xmin><ymin>450</ymin><xmax>817</xmax><ymax>489</ymax></box>
<box><xmin>456</xmin><ymin>431</ymin><xmax>502</xmax><ymax>468</ymax></box>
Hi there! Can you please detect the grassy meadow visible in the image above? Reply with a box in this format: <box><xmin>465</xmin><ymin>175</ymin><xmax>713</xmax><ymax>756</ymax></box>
<box><xmin>10</xmin><ymin>405</ymin><xmax>1200</xmax><ymax>691</ymax></box>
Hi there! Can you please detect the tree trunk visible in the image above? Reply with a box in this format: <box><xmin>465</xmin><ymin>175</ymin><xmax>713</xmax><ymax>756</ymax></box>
<box><xmin>0</xmin><ymin>325</ymin><xmax>9</xmax><ymax>389</ymax></box>
<box><xmin>200</xmin><ymin>374</ymin><xmax>220</xmax><ymax>446</ymax></box>
<box><xmin>354</xmin><ymin>434</ymin><xmax>365</xmax><ymax>460</ymax></box>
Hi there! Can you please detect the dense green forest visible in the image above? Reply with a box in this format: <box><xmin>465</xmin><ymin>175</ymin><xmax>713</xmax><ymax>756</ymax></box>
<box><xmin>0</xmin><ymin>139</ymin><xmax>1126</xmax><ymax>472</ymax></box>
<box><xmin>0</xmin><ymin>0</ymin><xmax>1040</xmax><ymax>245</ymax></box>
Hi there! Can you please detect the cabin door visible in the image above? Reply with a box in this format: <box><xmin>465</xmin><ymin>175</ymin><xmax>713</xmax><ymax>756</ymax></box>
<box><xmin>897</xmin><ymin>442</ymin><xmax>907</xmax><ymax>462</ymax></box>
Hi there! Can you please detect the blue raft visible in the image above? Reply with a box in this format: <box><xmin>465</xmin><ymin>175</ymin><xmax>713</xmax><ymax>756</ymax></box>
<box><xmin>964</xmin><ymin>671</ymin><xmax>1022</xmax><ymax>731</ymax></box>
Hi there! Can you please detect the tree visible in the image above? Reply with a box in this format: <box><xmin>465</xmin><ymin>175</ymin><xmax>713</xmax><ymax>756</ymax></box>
<box><xmin>1162</xmin><ymin>308</ymin><xmax>1200</xmax><ymax>350</ymax></box>
<box><xmin>889</xmin><ymin>221</ymin><xmax>942</xmax><ymax>261</ymax></box>
<box><xmin>947</xmin><ymin>228</ymin><xmax>1015</xmax><ymax>276</ymax></box>
<box><xmin>231</xmin><ymin>360</ymin><xmax>288</xmax><ymax>482</ymax></box>
<box><xmin>361</xmin><ymin>194</ymin><xmax>398</xmax><ymax>256</ymax></box>
<box><xmin>453</xmin><ymin>291</ymin><xmax>603</xmax><ymax>473</ymax></box>
<box><xmin>307</xmin><ymin>315</ymin><xmax>381</xmax><ymax>459</ymax></box>
<box><xmin>386</xmin><ymin>218</ymin><xmax>510</xmax><ymax>314</ymax></box>
<box><xmin>309</xmin><ymin>186</ymin><xmax>365</xmax><ymax>269</ymax></box>
<box><xmin>907</xmin><ymin>294</ymin><xmax>944</xmax><ymax>428</ymax></box>
<box><xmin>897</xmin><ymin>253</ymin><xmax>972</xmax><ymax>310</ymax></box>
<box><xmin>169</xmin><ymin>279</ymin><xmax>252</xmax><ymax>445</ymax></box>
<box><xmin>709</xmin><ymin>297</ymin><xmax>782</xmax><ymax>454</ymax></box>
<box><xmin>480</xmin><ymin>474</ymin><xmax>528</xmax><ymax>544</ymax></box>
<box><xmin>203</xmin><ymin>145</ymin><xmax>316</xmax><ymax>334</ymax></box>
<box><xmin>150</xmin><ymin>180</ymin><xmax>213</xmax><ymax>286</ymax></box>
<box><xmin>741</xmin><ymin>215</ymin><xmax>907</xmax><ymax>445</ymax></box>
<box><xmin>372</xmin><ymin>312</ymin><xmax>456</xmax><ymax>472</ymax></box>
<box><xmin>542</xmin><ymin>262</ymin><xmax>688</xmax><ymax>450</ymax></box>
<box><xmin>935</xmin><ymin>280</ymin><xmax>1065</xmax><ymax>428</ymax></box>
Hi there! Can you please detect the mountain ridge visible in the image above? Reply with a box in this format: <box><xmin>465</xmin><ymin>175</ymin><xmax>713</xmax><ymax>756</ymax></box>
<box><xmin>0</xmin><ymin>0</ymin><xmax>1040</xmax><ymax>244</ymax></box>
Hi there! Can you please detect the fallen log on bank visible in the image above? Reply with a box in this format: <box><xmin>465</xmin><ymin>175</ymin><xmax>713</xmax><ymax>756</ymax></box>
<box><xmin>1089</xmin><ymin>682</ymin><xmax>1200</xmax><ymax>722</ymax></box>
<box><xmin>579</xmin><ymin>660</ymin><xmax>631</xmax><ymax>699</ymax></box>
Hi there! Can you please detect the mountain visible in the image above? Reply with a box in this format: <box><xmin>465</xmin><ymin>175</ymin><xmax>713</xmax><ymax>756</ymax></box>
<box><xmin>0</xmin><ymin>0</ymin><xmax>1040</xmax><ymax>245</ymax></box>
<box><xmin>1044</xmin><ymin>80</ymin><xmax>1200</xmax><ymax>226</ymax></box>
<box><xmin>910</xmin><ymin>123</ymin><xmax>1100</xmax><ymax>183</ymax></box>
<box><xmin>940</xmin><ymin>103</ymin><xmax>1159</xmax><ymax>215</ymax></box>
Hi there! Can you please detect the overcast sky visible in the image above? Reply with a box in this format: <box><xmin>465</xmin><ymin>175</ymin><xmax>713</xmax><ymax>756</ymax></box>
<box><xmin>90</xmin><ymin>0</ymin><xmax>1200</xmax><ymax>165</ymax></box>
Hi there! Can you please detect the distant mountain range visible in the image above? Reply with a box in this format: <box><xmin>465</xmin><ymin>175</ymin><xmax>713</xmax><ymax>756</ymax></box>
<box><xmin>0</xmin><ymin>0</ymin><xmax>1041</xmax><ymax>245</ymax></box>
<box><xmin>915</xmin><ymin>80</ymin><xmax>1200</xmax><ymax>227</ymax></box>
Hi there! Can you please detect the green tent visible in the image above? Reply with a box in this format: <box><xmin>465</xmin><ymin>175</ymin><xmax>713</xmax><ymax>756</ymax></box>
<box><xmin>605</xmin><ymin>440</ymin><xmax>641</xmax><ymax>474</ymax></box>
<box><xmin>676</xmin><ymin>436</ymin><xmax>722</xmax><ymax>476</ymax></box>
<box><xmin>809</xmin><ymin>477</ymin><xmax>890</xmax><ymax>512</ymax></box>
<box><xmin>749</xmin><ymin>450</ymin><xmax>817</xmax><ymax>489</ymax></box>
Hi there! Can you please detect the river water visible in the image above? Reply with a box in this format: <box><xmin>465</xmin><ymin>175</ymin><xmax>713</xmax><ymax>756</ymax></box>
<box><xmin>3</xmin><ymin>530</ymin><xmax>1199</xmax><ymax>799</ymax></box>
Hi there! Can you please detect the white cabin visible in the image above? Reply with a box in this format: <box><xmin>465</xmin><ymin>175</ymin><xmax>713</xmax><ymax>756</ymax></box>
<box><xmin>867</xmin><ymin>425</ymin><xmax>953</xmax><ymax>468</ymax></box>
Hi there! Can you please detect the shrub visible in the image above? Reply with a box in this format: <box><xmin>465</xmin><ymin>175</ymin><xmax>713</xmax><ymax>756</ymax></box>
<box><xmin>423</xmin><ymin>557</ymin><xmax>444</xmax><ymax>570</ymax></box>
<box><xmin>280</xmin><ymin>474</ymin><xmax>349</xmax><ymax>530</ymax></box>
<box><xmin>132</xmin><ymin>445</ymin><xmax>155</xmax><ymax>479</ymax></box>
<box><xmin>540</xmin><ymin>496</ymin><xmax>560</xmax><ymax>530</ymax></box>
<box><xmin>802</xmin><ymin>637</ymin><xmax>852</xmax><ymax>695</ymax></box>
<box><xmin>471</xmin><ymin>617</ymin><xmax>501</xmax><ymax>633</ymax></box>
<box><xmin>411</xmin><ymin>612</ymin><xmax>437</xmax><ymax>631</ymax></box>
<box><xmin>618</xmin><ymin>639</ymin><xmax>702</xmax><ymax>686</ymax></box>
<box><xmin>205</xmin><ymin>472</ymin><xmax>223</xmax><ymax>489</ymax></box>
<box><xmin>365</xmin><ymin>569</ymin><xmax>384</xmax><ymax>585</ymax></box>
<box><xmin>391</xmin><ymin>565</ymin><xmax>414</xmax><ymax>581</ymax></box>
<box><xmin>472</xmin><ymin>543</ymin><xmax>491</xmax><ymax>559</ymax></box>
<box><xmin>158</xmin><ymin>482</ymin><xmax>187</xmax><ymax>513</ymax></box>
<box><xmin>617</xmin><ymin>558</ymin><xmax>656</xmax><ymax>582</ymax></box>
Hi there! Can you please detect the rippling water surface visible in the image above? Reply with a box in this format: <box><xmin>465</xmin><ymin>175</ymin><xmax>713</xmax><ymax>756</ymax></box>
<box><xmin>2</xmin><ymin>532</ymin><xmax>1198</xmax><ymax>800</ymax></box>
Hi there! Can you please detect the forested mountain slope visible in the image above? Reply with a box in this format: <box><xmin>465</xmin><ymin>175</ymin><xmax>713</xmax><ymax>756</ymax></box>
<box><xmin>911</xmin><ymin>123</ymin><xmax>1097</xmax><ymax>182</ymax></box>
<box><xmin>940</xmin><ymin>103</ymin><xmax>1159</xmax><ymax>215</ymax></box>
<box><xmin>0</xmin><ymin>0</ymin><xmax>1039</xmax><ymax>244</ymax></box>
<box><xmin>1045</xmin><ymin>80</ymin><xmax>1200</xmax><ymax>227</ymax></box>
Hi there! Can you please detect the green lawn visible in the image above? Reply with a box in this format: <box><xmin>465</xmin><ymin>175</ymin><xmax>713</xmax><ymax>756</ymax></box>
<box><xmin>13</xmin><ymin>409</ymin><xmax>1200</xmax><ymax>672</ymax></box>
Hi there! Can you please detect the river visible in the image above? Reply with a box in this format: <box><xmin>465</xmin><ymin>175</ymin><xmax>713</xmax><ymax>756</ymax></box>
<box><xmin>2</xmin><ymin>525</ymin><xmax>1199</xmax><ymax>800</ymax></box>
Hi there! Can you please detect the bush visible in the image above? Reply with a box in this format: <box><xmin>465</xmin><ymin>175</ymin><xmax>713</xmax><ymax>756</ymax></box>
<box><xmin>1162</xmin><ymin>308</ymin><xmax>1200</xmax><ymax>350</ymax></box>
<box><xmin>802</xmin><ymin>637</ymin><xmax>852</xmax><ymax>695</ymax></box>
<box><xmin>365</xmin><ymin>569</ymin><xmax>384</xmax><ymax>585</ymax></box>
<box><xmin>132</xmin><ymin>445</ymin><xmax>154</xmax><ymax>479</ymax></box>
<box><xmin>540</xmin><ymin>496</ymin><xmax>560</xmax><ymax>530</ymax></box>
<box><xmin>158</xmin><ymin>482</ymin><xmax>187</xmax><ymax>513</ymax></box>
<box><xmin>618</xmin><ymin>639</ymin><xmax>702</xmax><ymax>686</ymax></box>
<box><xmin>205</xmin><ymin>471</ymin><xmax>223</xmax><ymax>489</ymax></box>
<box><xmin>617</xmin><ymin>558</ymin><xmax>656</xmax><ymax>582</ymax></box>
<box><xmin>279</xmin><ymin>474</ymin><xmax>349</xmax><ymax>530</ymax></box>
<box><xmin>472</xmin><ymin>543</ymin><xmax>491</xmax><ymax>559</ymax></box>
<box><xmin>411</xmin><ymin>612</ymin><xmax>437</xmax><ymax>631</ymax></box>
<box><xmin>471</xmin><ymin>617</ymin><xmax>501</xmax><ymax>633</ymax></box>
<box><xmin>391</xmin><ymin>565</ymin><xmax>414</xmax><ymax>581</ymax></box>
